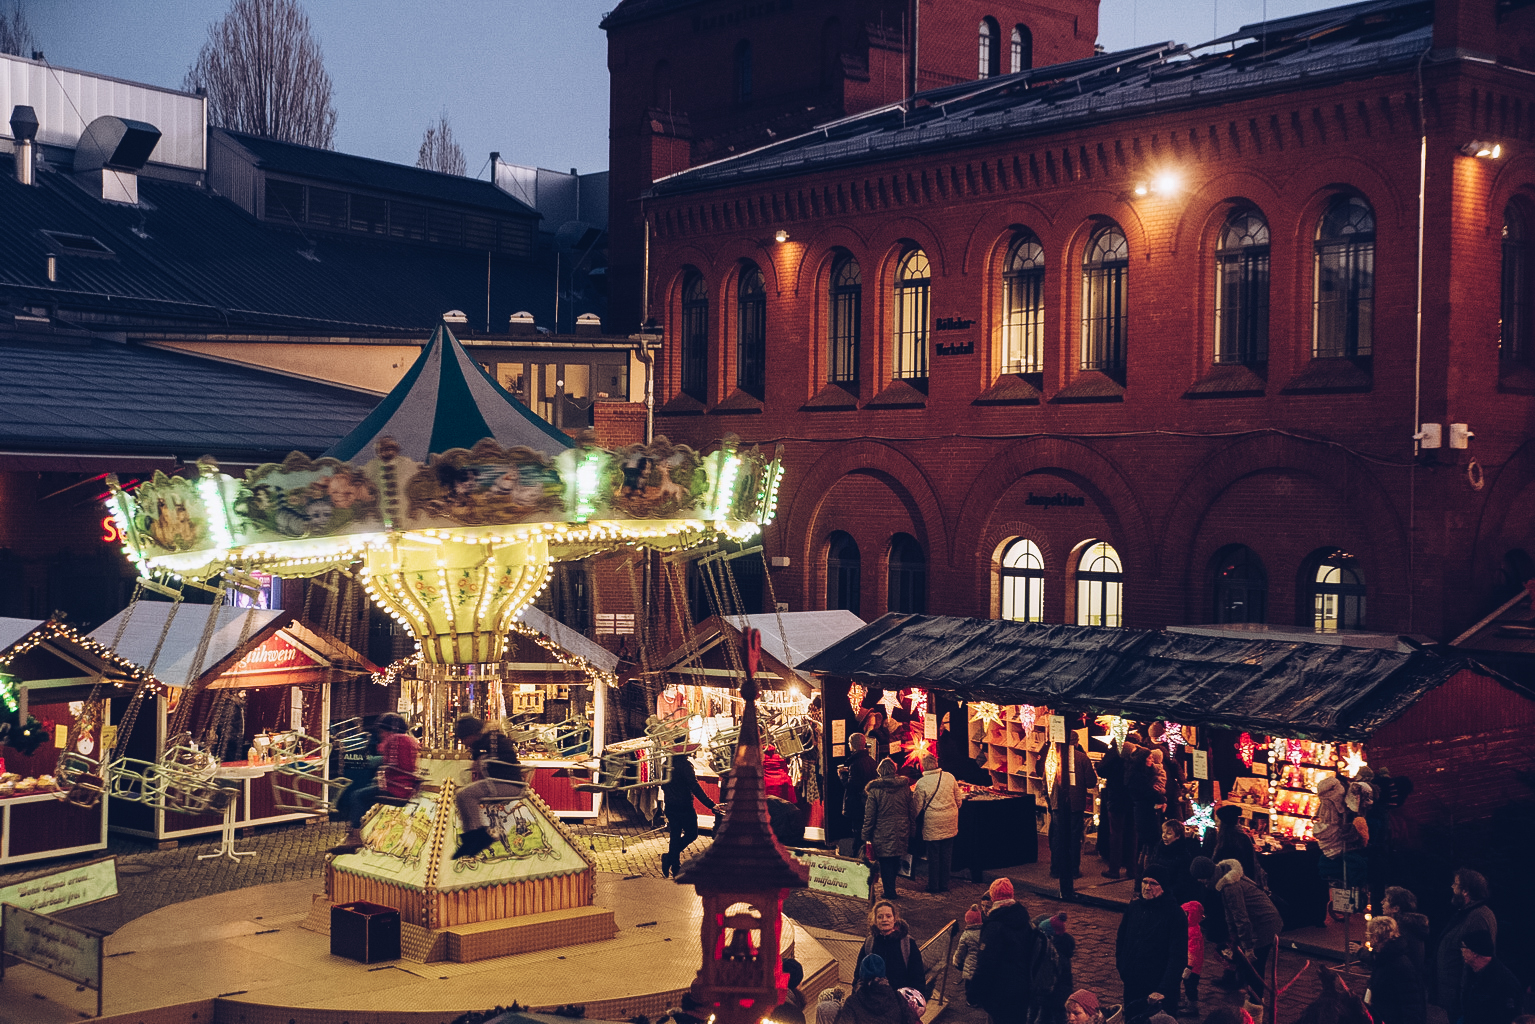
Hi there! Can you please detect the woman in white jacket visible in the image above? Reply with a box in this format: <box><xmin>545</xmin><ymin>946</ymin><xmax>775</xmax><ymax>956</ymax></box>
<box><xmin>913</xmin><ymin>754</ymin><xmax>961</xmax><ymax>893</ymax></box>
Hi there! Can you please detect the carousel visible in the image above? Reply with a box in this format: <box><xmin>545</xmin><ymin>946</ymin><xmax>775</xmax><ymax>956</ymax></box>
<box><xmin>77</xmin><ymin>321</ymin><xmax>786</xmax><ymax>962</ymax></box>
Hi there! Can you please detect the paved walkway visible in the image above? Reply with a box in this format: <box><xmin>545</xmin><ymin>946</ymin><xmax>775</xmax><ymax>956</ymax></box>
<box><xmin>0</xmin><ymin>818</ymin><xmax>1353</xmax><ymax>1024</ymax></box>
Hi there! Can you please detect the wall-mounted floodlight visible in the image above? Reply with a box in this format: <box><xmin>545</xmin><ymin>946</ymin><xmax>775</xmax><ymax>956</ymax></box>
<box><xmin>774</xmin><ymin>229</ymin><xmax>790</xmax><ymax>243</ymax></box>
<box><xmin>1460</xmin><ymin>141</ymin><xmax>1502</xmax><ymax>159</ymax></box>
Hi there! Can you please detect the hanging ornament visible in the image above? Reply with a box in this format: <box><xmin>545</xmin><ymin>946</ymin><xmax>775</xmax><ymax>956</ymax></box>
<box><xmin>1340</xmin><ymin>744</ymin><xmax>1367</xmax><ymax>779</ymax></box>
<box><xmin>904</xmin><ymin>738</ymin><xmax>931</xmax><ymax>769</ymax></box>
<box><xmin>1161</xmin><ymin>721</ymin><xmax>1186</xmax><ymax>756</ymax></box>
<box><xmin>1093</xmin><ymin>715</ymin><xmax>1129</xmax><ymax>747</ymax></box>
<box><xmin>1237</xmin><ymin>732</ymin><xmax>1256</xmax><ymax>769</ymax></box>
<box><xmin>1287</xmin><ymin>739</ymin><xmax>1305</xmax><ymax>764</ymax></box>
<box><xmin>877</xmin><ymin>690</ymin><xmax>901</xmax><ymax>716</ymax></box>
<box><xmin>1184</xmin><ymin>801</ymin><xmax>1217</xmax><ymax>835</ymax></box>
<box><xmin>972</xmin><ymin>702</ymin><xmax>1004</xmax><ymax>729</ymax></box>
<box><xmin>905</xmin><ymin>689</ymin><xmax>928</xmax><ymax>721</ymax></box>
<box><xmin>1019</xmin><ymin>705</ymin><xmax>1038</xmax><ymax>734</ymax></box>
<box><xmin>1044</xmin><ymin>743</ymin><xmax>1060</xmax><ymax>794</ymax></box>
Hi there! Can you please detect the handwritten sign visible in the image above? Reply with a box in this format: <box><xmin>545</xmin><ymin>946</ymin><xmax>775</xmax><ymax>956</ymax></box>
<box><xmin>1048</xmin><ymin>715</ymin><xmax>1067</xmax><ymax>744</ymax></box>
<box><xmin>2</xmin><ymin>903</ymin><xmax>105</xmax><ymax>1016</ymax></box>
<box><xmin>924</xmin><ymin>713</ymin><xmax>938</xmax><ymax>740</ymax></box>
<box><xmin>1192</xmin><ymin>750</ymin><xmax>1210</xmax><ymax>781</ymax></box>
<box><xmin>804</xmin><ymin>853</ymin><xmax>872</xmax><ymax>902</ymax></box>
<box><xmin>0</xmin><ymin>858</ymin><xmax>118</xmax><ymax>916</ymax></box>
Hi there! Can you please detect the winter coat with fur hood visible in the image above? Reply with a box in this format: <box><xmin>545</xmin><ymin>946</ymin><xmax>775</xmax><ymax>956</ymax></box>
<box><xmin>1214</xmin><ymin>859</ymin><xmax>1284</xmax><ymax>951</ymax></box>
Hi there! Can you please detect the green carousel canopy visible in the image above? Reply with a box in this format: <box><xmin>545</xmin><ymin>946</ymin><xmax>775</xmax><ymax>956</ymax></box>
<box><xmin>103</xmin><ymin>323</ymin><xmax>783</xmax><ymax>666</ymax></box>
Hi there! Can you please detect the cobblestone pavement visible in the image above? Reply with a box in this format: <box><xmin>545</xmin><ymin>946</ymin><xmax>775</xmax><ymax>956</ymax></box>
<box><xmin>0</xmin><ymin>817</ymin><xmax>1350</xmax><ymax>1024</ymax></box>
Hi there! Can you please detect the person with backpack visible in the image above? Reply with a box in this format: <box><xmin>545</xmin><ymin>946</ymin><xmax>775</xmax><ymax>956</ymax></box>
<box><xmin>1032</xmin><ymin>912</ymin><xmax>1077</xmax><ymax>1024</ymax></box>
<box><xmin>1115</xmin><ymin>871</ymin><xmax>1188</xmax><ymax>1014</ymax></box>
<box><xmin>972</xmin><ymin>878</ymin><xmax>1054</xmax><ymax>1024</ymax></box>
<box><xmin>857</xmin><ymin>900</ymin><xmax>929</xmax><ymax>997</ymax></box>
<box><xmin>835</xmin><ymin>954</ymin><xmax>921</xmax><ymax>1024</ymax></box>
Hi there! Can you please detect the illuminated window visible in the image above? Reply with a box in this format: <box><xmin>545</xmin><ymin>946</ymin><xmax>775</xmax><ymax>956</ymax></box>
<box><xmin>893</xmin><ymin>249</ymin><xmax>930</xmax><ymax>380</ymax></box>
<box><xmin>828</xmin><ymin>255</ymin><xmax>861</xmax><ymax>385</ymax></box>
<box><xmin>736</xmin><ymin>263</ymin><xmax>766</xmax><ymax>396</ymax></box>
<box><xmin>1215</xmin><ymin>209</ymin><xmax>1270</xmax><ymax>364</ymax></box>
<box><xmin>1311</xmin><ymin>549</ymin><xmax>1365</xmax><ymax>631</ymax></box>
<box><xmin>1081</xmin><ymin>226</ymin><xmax>1128</xmax><ymax>373</ymax></box>
<box><xmin>1001</xmin><ymin>233</ymin><xmax>1045</xmax><ymax>374</ymax></box>
<box><xmin>1001</xmin><ymin>539</ymin><xmax>1044</xmax><ymax>622</ymax></box>
<box><xmin>1010</xmin><ymin>25</ymin><xmax>1032</xmax><ymax>73</ymax></box>
<box><xmin>1313</xmin><ymin>196</ymin><xmax>1374</xmax><ymax>358</ymax></box>
<box><xmin>1076</xmin><ymin>541</ymin><xmax>1122</xmax><ymax>627</ymax></box>
<box><xmin>979</xmin><ymin>18</ymin><xmax>1001</xmax><ymax>78</ymax></box>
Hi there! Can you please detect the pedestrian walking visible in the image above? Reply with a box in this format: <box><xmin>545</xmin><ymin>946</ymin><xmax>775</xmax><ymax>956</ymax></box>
<box><xmin>953</xmin><ymin>905</ymin><xmax>984</xmax><ymax>1001</ymax></box>
<box><xmin>972</xmin><ymin>878</ymin><xmax>1048</xmax><ymax>1024</ymax></box>
<box><xmin>661</xmin><ymin>748</ymin><xmax>716</xmax><ymax>876</ymax></box>
<box><xmin>836</xmin><ymin>734</ymin><xmax>878</xmax><ymax>858</ymax></box>
<box><xmin>914</xmin><ymin>754</ymin><xmax>960</xmax><ymax>893</ymax></box>
<box><xmin>1434</xmin><ymin>870</ymin><xmax>1497</xmax><ymax>1020</ymax></box>
<box><xmin>1033</xmin><ymin>912</ymin><xmax>1077</xmax><ymax>1024</ymax></box>
<box><xmin>1115</xmin><ymin>871</ymin><xmax>1188</xmax><ymax>1014</ymax></box>
<box><xmin>862</xmin><ymin>758</ymin><xmax>915</xmax><ymax>900</ymax></box>
<box><xmin>857</xmin><ymin>900</ymin><xmax>928</xmax><ymax>996</ymax></box>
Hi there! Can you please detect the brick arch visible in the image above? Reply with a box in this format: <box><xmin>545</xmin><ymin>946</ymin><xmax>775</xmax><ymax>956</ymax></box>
<box><xmin>957</xmin><ymin>200</ymin><xmax>1058</xmax><ymax>276</ymax></box>
<box><xmin>1160</xmin><ymin>432</ymin><xmax>1408</xmax><ymax>626</ymax></box>
<box><xmin>1281</xmin><ymin>159</ymin><xmax>1407</xmax><ymax>242</ymax></box>
<box><xmin>1171</xmin><ymin>167</ymin><xmax>1286</xmax><ymax>255</ymax></box>
<box><xmin>787</xmin><ymin>222</ymin><xmax>872</xmax><ymax>295</ymax></box>
<box><xmin>866</xmin><ymin>215</ymin><xmax>948</xmax><ymax>278</ymax></box>
<box><xmin>980</xmin><ymin>521</ymin><xmax>1058</xmax><ymax>621</ymax></box>
<box><xmin>1470</xmin><ymin>436</ymin><xmax>1535</xmax><ymax>595</ymax></box>
<box><xmin>707</xmin><ymin>236</ymin><xmax>786</xmax><ymax>297</ymax></box>
<box><xmin>1483</xmin><ymin>155</ymin><xmax>1535</xmax><ymax>219</ymax></box>
<box><xmin>782</xmin><ymin>440</ymin><xmax>949</xmax><ymax>606</ymax></box>
<box><xmin>950</xmin><ymin>437</ymin><xmax>1153</xmax><ymax>578</ymax></box>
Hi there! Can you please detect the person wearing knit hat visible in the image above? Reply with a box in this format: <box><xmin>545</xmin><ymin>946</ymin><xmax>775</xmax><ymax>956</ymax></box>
<box><xmin>815</xmin><ymin>988</ymin><xmax>846</xmax><ymax>1024</ymax></box>
<box><xmin>1190</xmin><ymin>856</ymin><xmax>1217</xmax><ymax>881</ymax></box>
<box><xmin>862</xmin><ymin>759</ymin><xmax>916</xmax><ymax>900</ymax></box>
<box><xmin>1066</xmin><ymin>990</ymin><xmax>1109</xmax><ymax>1024</ymax></box>
<box><xmin>971</xmin><ymin>876</ymin><xmax>1041</xmax><ymax>1023</ymax></box>
<box><xmin>1035</xmin><ymin>910</ymin><xmax>1080</xmax><ymax>1024</ymax></box>
<box><xmin>860</xmin><ymin>953</ymin><xmax>887</xmax><ymax>981</ymax></box>
<box><xmin>988</xmin><ymin>876</ymin><xmax>1015</xmax><ymax>903</ymax></box>
<box><xmin>952</xmin><ymin>905</ymin><xmax>984</xmax><ymax>994</ymax></box>
<box><xmin>914</xmin><ymin>751</ymin><xmax>960</xmax><ymax>893</ymax></box>
<box><xmin>834</xmin><ymin>951</ymin><xmax>921</xmax><ymax>1024</ymax></box>
<box><xmin>1115</xmin><ymin>871</ymin><xmax>1188</xmax><ymax>1013</ymax></box>
<box><xmin>1458</xmin><ymin>930</ymin><xmax>1520</xmax><ymax>1024</ymax></box>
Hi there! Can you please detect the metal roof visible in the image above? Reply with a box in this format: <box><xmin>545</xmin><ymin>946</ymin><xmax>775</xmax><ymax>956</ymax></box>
<box><xmin>218</xmin><ymin>130</ymin><xmax>539</xmax><ymax>219</ymax></box>
<box><xmin>0</xmin><ymin>155</ymin><xmax>555</xmax><ymax>335</ymax></box>
<box><xmin>0</xmin><ymin>319</ymin><xmax>380</xmax><ymax>461</ymax></box>
<box><xmin>796</xmin><ymin>612</ymin><xmax>1504</xmax><ymax>741</ymax></box>
<box><xmin>88</xmin><ymin>602</ymin><xmax>285</xmax><ymax>689</ymax></box>
<box><xmin>648</xmin><ymin>0</ymin><xmax>1434</xmax><ymax>197</ymax></box>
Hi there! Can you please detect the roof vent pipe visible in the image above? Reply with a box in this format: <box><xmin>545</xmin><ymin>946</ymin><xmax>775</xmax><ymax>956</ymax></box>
<box><xmin>10</xmin><ymin>105</ymin><xmax>38</xmax><ymax>186</ymax></box>
<box><xmin>45</xmin><ymin>252</ymin><xmax>56</xmax><ymax>283</ymax></box>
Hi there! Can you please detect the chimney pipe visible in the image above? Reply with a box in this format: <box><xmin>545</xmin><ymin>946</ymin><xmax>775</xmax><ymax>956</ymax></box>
<box><xmin>46</xmin><ymin>253</ymin><xmax>57</xmax><ymax>283</ymax></box>
<box><xmin>10</xmin><ymin>105</ymin><xmax>39</xmax><ymax>186</ymax></box>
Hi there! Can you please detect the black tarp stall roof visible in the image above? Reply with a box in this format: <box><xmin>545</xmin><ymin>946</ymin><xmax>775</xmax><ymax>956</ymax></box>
<box><xmin>795</xmin><ymin>613</ymin><xmax>1519</xmax><ymax>742</ymax></box>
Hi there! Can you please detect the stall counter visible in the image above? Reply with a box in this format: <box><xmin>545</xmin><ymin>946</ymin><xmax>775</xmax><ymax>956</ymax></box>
<box><xmin>0</xmin><ymin>790</ymin><xmax>109</xmax><ymax>865</ymax></box>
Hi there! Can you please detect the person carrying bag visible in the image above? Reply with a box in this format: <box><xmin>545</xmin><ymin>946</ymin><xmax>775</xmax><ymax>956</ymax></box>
<box><xmin>913</xmin><ymin>754</ymin><xmax>960</xmax><ymax>894</ymax></box>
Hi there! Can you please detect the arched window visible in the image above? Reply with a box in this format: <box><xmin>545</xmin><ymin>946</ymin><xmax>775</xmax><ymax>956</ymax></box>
<box><xmin>1310</xmin><ymin>549</ymin><xmax>1365</xmax><ymax>631</ymax></box>
<box><xmin>1002</xmin><ymin>233</ymin><xmax>1045</xmax><ymax>374</ymax></box>
<box><xmin>736</xmin><ymin>263</ymin><xmax>766</xmax><ymax>396</ymax></box>
<box><xmin>1001</xmin><ymin>539</ymin><xmax>1044</xmax><ymax>622</ymax></box>
<box><xmin>1313</xmin><ymin>195</ymin><xmax>1374</xmax><ymax>358</ymax></box>
<box><xmin>1077</xmin><ymin>541</ymin><xmax>1122</xmax><ymax>627</ymax></box>
<box><xmin>1502</xmin><ymin>201</ymin><xmax>1532</xmax><ymax>366</ymax></box>
<box><xmin>888</xmin><ymin>534</ymin><xmax>927</xmax><ymax>613</ymax></box>
<box><xmin>1082</xmin><ymin>226</ymin><xmax>1128</xmax><ymax>373</ymax></box>
<box><xmin>1215</xmin><ymin>209</ymin><xmax>1270</xmax><ymax>364</ymax></box>
<box><xmin>734</xmin><ymin>39</ymin><xmax>753</xmax><ymax>104</ymax></box>
<box><xmin>1011</xmin><ymin>25</ymin><xmax>1032</xmax><ymax>73</ymax></box>
<box><xmin>680</xmin><ymin>271</ymin><xmax>708</xmax><ymax>400</ymax></box>
<box><xmin>828</xmin><ymin>255</ymin><xmax>861</xmax><ymax>385</ymax></box>
<box><xmin>894</xmin><ymin>249</ymin><xmax>930</xmax><ymax>380</ymax></box>
<box><xmin>1211</xmin><ymin>544</ymin><xmax>1267</xmax><ymax>624</ymax></box>
<box><xmin>978</xmin><ymin>18</ymin><xmax>1001</xmax><ymax>79</ymax></box>
<box><xmin>827</xmin><ymin>531</ymin><xmax>861</xmax><ymax>614</ymax></box>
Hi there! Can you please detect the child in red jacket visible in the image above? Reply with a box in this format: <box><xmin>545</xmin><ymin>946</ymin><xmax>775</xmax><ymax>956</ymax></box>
<box><xmin>1181</xmin><ymin>899</ymin><xmax>1205</xmax><ymax>1012</ymax></box>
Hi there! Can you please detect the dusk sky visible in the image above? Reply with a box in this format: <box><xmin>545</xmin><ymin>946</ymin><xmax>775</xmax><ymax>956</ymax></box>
<box><xmin>30</xmin><ymin>0</ymin><xmax>1342</xmax><ymax>178</ymax></box>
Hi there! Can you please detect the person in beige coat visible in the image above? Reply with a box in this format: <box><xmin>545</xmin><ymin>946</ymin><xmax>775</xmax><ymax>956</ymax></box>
<box><xmin>913</xmin><ymin>754</ymin><xmax>961</xmax><ymax>893</ymax></box>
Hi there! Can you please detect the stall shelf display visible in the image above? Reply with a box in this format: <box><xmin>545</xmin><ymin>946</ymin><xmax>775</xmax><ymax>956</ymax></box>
<box><xmin>1217</xmin><ymin>735</ymin><xmax>1366</xmax><ymax>846</ymax></box>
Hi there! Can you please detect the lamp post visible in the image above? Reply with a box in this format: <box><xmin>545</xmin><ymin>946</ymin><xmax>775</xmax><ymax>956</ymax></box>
<box><xmin>677</xmin><ymin>628</ymin><xmax>809</xmax><ymax>1024</ymax></box>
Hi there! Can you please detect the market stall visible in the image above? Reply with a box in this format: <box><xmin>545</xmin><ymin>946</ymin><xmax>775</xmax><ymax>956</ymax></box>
<box><xmin>85</xmin><ymin>602</ymin><xmax>376</xmax><ymax>843</ymax></box>
<box><xmin>0</xmin><ymin>617</ymin><xmax>142</xmax><ymax>864</ymax></box>
<box><xmin>801</xmin><ymin>613</ymin><xmax>1526</xmax><ymax>920</ymax></box>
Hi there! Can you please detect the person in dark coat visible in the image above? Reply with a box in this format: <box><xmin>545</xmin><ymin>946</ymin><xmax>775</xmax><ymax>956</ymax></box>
<box><xmin>1364</xmin><ymin>915</ymin><xmax>1426</xmax><ymax>1024</ymax></box>
<box><xmin>1033</xmin><ymin>912</ymin><xmax>1078</xmax><ymax>1024</ymax></box>
<box><xmin>1115</xmin><ymin>872</ymin><xmax>1188</xmax><ymax>1013</ymax></box>
<box><xmin>768</xmin><ymin>958</ymin><xmax>809</xmax><ymax>1024</ymax></box>
<box><xmin>1212</xmin><ymin>858</ymin><xmax>1284</xmax><ymax>1002</ymax></box>
<box><xmin>837</xmin><ymin>733</ymin><xmax>878</xmax><ymax>858</ymax></box>
<box><xmin>1295</xmin><ymin>967</ymin><xmax>1373</xmax><ymax>1024</ymax></box>
<box><xmin>856</xmin><ymin>900</ymin><xmax>929</xmax><ymax>996</ymax></box>
<box><xmin>1049</xmin><ymin>729</ymin><xmax>1097</xmax><ymax>901</ymax></box>
<box><xmin>1203</xmin><ymin>804</ymin><xmax>1259</xmax><ymax>881</ymax></box>
<box><xmin>1146</xmin><ymin>820</ymin><xmax>1202</xmax><ymax>905</ymax></box>
<box><xmin>835</xmin><ymin>954</ymin><xmax>921</xmax><ymax>1024</ymax></box>
<box><xmin>1457</xmin><ymin>931</ymin><xmax>1520</xmax><ymax>1024</ymax></box>
<box><xmin>1434</xmin><ymin>869</ymin><xmax>1498</xmax><ymax>1019</ymax></box>
<box><xmin>1381</xmin><ymin>886</ymin><xmax>1431</xmax><ymax>975</ymax></box>
<box><xmin>1124</xmin><ymin>745</ymin><xmax>1161</xmax><ymax>883</ymax></box>
<box><xmin>972</xmin><ymin>878</ymin><xmax>1043</xmax><ymax>1024</ymax></box>
<box><xmin>938</xmin><ymin>711</ymin><xmax>993</xmax><ymax>785</ymax></box>
<box><xmin>1097</xmin><ymin>740</ymin><xmax>1135</xmax><ymax>878</ymax></box>
<box><xmin>862</xmin><ymin>758</ymin><xmax>915</xmax><ymax>900</ymax></box>
<box><xmin>661</xmin><ymin>750</ymin><xmax>715</xmax><ymax>877</ymax></box>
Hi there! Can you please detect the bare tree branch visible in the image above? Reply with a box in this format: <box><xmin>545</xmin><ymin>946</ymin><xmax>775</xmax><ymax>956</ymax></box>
<box><xmin>0</xmin><ymin>1</ymin><xmax>35</xmax><ymax>58</ymax></box>
<box><xmin>417</xmin><ymin>108</ymin><xmax>467</xmax><ymax>176</ymax></box>
<box><xmin>184</xmin><ymin>0</ymin><xmax>337</xmax><ymax>150</ymax></box>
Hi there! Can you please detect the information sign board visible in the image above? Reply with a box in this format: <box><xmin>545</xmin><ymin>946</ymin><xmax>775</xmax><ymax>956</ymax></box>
<box><xmin>804</xmin><ymin>853</ymin><xmax>872</xmax><ymax>902</ymax></box>
<box><xmin>1</xmin><ymin>903</ymin><xmax>104</xmax><ymax>1017</ymax></box>
<box><xmin>0</xmin><ymin>858</ymin><xmax>118</xmax><ymax>916</ymax></box>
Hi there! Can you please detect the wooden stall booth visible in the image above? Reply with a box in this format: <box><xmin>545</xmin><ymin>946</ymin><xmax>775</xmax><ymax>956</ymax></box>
<box><xmin>87</xmin><ymin>601</ymin><xmax>377</xmax><ymax>843</ymax></box>
<box><xmin>0</xmin><ymin>618</ymin><xmax>145</xmax><ymax>865</ymax></box>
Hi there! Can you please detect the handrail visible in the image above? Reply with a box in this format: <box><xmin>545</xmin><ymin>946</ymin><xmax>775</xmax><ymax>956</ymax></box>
<box><xmin>919</xmin><ymin>918</ymin><xmax>960</xmax><ymax>1012</ymax></box>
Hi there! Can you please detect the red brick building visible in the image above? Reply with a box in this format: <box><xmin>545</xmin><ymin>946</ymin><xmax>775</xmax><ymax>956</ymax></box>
<box><xmin>602</xmin><ymin>0</ymin><xmax>1100</xmax><ymax>332</ymax></box>
<box><xmin>638</xmin><ymin>0</ymin><xmax>1535</xmax><ymax>652</ymax></box>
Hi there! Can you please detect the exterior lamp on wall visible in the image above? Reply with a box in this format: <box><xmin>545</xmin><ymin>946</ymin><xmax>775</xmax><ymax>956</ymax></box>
<box><xmin>774</xmin><ymin>229</ymin><xmax>790</xmax><ymax>243</ymax></box>
<box><xmin>1132</xmin><ymin>170</ymin><xmax>1183</xmax><ymax>197</ymax></box>
<box><xmin>1460</xmin><ymin>141</ymin><xmax>1502</xmax><ymax>159</ymax></box>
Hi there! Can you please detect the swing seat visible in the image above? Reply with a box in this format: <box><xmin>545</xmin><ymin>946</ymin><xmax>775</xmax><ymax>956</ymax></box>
<box><xmin>270</xmin><ymin>757</ymin><xmax>351</xmax><ymax>814</ymax></box>
<box><xmin>706</xmin><ymin>727</ymin><xmax>741</xmax><ymax>774</ymax></box>
<box><xmin>572</xmin><ymin>744</ymin><xmax>673</xmax><ymax>792</ymax></box>
<box><xmin>769</xmin><ymin>718</ymin><xmax>816</xmax><ymax>758</ymax></box>
<box><xmin>644</xmin><ymin>715</ymin><xmax>691</xmax><ymax>749</ymax></box>
<box><xmin>372</xmin><ymin>767</ymin><xmax>428</xmax><ymax>807</ymax></box>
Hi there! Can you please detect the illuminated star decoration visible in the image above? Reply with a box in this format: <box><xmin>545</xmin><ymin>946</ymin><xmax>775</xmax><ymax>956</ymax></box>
<box><xmin>904</xmin><ymin>738</ymin><xmax>931</xmax><ymax>769</ymax></box>
<box><xmin>1161</xmin><ymin>721</ymin><xmax>1186</xmax><ymax>756</ymax></box>
<box><xmin>1094</xmin><ymin>715</ymin><xmax>1130</xmax><ymax>748</ymax></box>
<box><xmin>877</xmin><ymin>689</ymin><xmax>901</xmax><ymax>716</ymax></box>
<box><xmin>1237</xmin><ymin>732</ymin><xmax>1257</xmax><ymax>769</ymax></box>
<box><xmin>1340</xmin><ymin>745</ymin><xmax>1367</xmax><ymax>779</ymax></box>
<box><xmin>905</xmin><ymin>688</ymin><xmax>928</xmax><ymax>722</ymax></box>
<box><xmin>972</xmin><ymin>702</ymin><xmax>1004</xmax><ymax>729</ymax></box>
<box><xmin>1019</xmin><ymin>705</ymin><xmax>1038</xmax><ymax>733</ymax></box>
<box><xmin>1184</xmin><ymin>801</ymin><xmax>1216</xmax><ymax>835</ymax></box>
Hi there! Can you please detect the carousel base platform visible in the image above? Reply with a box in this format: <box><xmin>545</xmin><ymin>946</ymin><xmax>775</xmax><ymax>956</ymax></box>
<box><xmin>0</xmin><ymin>873</ymin><xmax>836</xmax><ymax>1024</ymax></box>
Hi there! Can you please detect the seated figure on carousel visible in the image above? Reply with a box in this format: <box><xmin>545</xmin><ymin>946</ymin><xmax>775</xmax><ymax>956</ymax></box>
<box><xmin>453</xmin><ymin>715</ymin><xmax>527</xmax><ymax>860</ymax></box>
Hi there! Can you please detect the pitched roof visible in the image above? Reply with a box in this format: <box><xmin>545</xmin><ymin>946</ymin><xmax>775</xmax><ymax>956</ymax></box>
<box><xmin>0</xmin><ymin>319</ymin><xmax>380</xmax><ymax>461</ymax></box>
<box><xmin>0</xmin><ymin>155</ymin><xmax>555</xmax><ymax>335</ymax></box>
<box><xmin>796</xmin><ymin>612</ymin><xmax>1505</xmax><ymax>741</ymax></box>
<box><xmin>599</xmin><ymin>0</ymin><xmax>705</xmax><ymax>30</ymax></box>
<box><xmin>648</xmin><ymin>0</ymin><xmax>1433</xmax><ymax>197</ymax></box>
<box><xmin>324</xmin><ymin>323</ymin><xmax>573</xmax><ymax>462</ymax></box>
<box><xmin>88</xmin><ymin>603</ymin><xmax>285</xmax><ymax>689</ymax></box>
<box><xmin>218</xmin><ymin>130</ymin><xmax>539</xmax><ymax>219</ymax></box>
